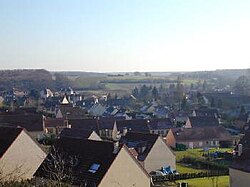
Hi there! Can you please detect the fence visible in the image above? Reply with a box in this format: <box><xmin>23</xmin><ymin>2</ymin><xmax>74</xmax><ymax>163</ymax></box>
<box><xmin>152</xmin><ymin>170</ymin><xmax>229</xmax><ymax>183</ymax></box>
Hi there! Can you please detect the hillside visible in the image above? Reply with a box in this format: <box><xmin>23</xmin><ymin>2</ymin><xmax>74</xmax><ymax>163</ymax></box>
<box><xmin>0</xmin><ymin>69</ymin><xmax>71</xmax><ymax>91</ymax></box>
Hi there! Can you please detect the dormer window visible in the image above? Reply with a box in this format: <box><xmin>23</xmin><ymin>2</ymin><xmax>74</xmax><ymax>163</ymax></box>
<box><xmin>88</xmin><ymin>163</ymin><xmax>100</xmax><ymax>173</ymax></box>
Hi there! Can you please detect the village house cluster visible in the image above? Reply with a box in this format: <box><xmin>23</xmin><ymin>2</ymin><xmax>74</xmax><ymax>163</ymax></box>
<box><xmin>0</xmin><ymin>86</ymin><xmax>249</xmax><ymax>186</ymax></box>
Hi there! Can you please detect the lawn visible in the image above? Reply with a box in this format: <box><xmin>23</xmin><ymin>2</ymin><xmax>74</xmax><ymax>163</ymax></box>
<box><xmin>176</xmin><ymin>175</ymin><xmax>229</xmax><ymax>187</ymax></box>
<box><xmin>175</xmin><ymin>148</ymin><xmax>233</xmax><ymax>162</ymax></box>
<box><xmin>176</xmin><ymin>163</ymin><xmax>208</xmax><ymax>173</ymax></box>
<box><xmin>156</xmin><ymin>176</ymin><xmax>229</xmax><ymax>187</ymax></box>
<box><xmin>175</xmin><ymin>148</ymin><xmax>233</xmax><ymax>174</ymax></box>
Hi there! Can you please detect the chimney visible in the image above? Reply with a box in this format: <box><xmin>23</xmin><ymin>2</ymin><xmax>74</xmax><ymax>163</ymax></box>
<box><xmin>122</xmin><ymin>127</ymin><xmax>128</xmax><ymax>136</ymax></box>
<box><xmin>113</xmin><ymin>141</ymin><xmax>119</xmax><ymax>154</ymax></box>
<box><xmin>238</xmin><ymin>144</ymin><xmax>243</xmax><ymax>156</ymax></box>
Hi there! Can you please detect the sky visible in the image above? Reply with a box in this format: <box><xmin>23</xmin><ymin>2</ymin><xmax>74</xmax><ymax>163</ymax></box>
<box><xmin>0</xmin><ymin>0</ymin><xmax>250</xmax><ymax>72</ymax></box>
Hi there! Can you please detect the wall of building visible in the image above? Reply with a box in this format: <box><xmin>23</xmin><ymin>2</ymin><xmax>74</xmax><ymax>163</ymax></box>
<box><xmin>184</xmin><ymin>119</ymin><xmax>192</xmax><ymax>128</ymax></box>
<box><xmin>230</xmin><ymin>168</ymin><xmax>250</xmax><ymax>187</ymax></box>
<box><xmin>150</xmin><ymin>129</ymin><xmax>167</xmax><ymax>136</ymax></box>
<box><xmin>88</xmin><ymin>131</ymin><xmax>102</xmax><ymax>141</ymax></box>
<box><xmin>0</xmin><ymin>130</ymin><xmax>47</xmax><ymax>181</ymax></box>
<box><xmin>166</xmin><ymin>130</ymin><xmax>176</xmax><ymax>148</ymax></box>
<box><xmin>144</xmin><ymin>137</ymin><xmax>176</xmax><ymax>173</ymax></box>
<box><xmin>99</xmin><ymin>147</ymin><xmax>151</xmax><ymax>187</ymax></box>
<box><xmin>178</xmin><ymin>140</ymin><xmax>219</xmax><ymax>149</ymax></box>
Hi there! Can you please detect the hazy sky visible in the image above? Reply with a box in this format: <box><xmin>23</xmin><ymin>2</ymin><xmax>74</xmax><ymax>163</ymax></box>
<box><xmin>0</xmin><ymin>0</ymin><xmax>250</xmax><ymax>72</ymax></box>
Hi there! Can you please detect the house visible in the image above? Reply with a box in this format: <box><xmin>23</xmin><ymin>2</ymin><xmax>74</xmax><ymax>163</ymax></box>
<box><xmin>40</xmin><ymin>89</ymin><xmax>53</xmax><ymax>100</ymax></box>
<box><xmin>43</xmin><ymin>117</ymin><xmax>68</xmax><ymax>135</ymax></box>
<box><xmin>99</xmin><ymin>119</ymin><xmax>151</xmax><ymax>140</ymax></box>
<box><xmin>169</xmin><ymin>126</ymin><xmax>233</xmax><ymax>149</ymax></box>
<box><xmin>174</xmin><ymin>111</ymin><xmax>190</xmax><ymax>125</ymax></box>
<box><xmin>121</xmin><ymin>131</ymin><xmax>176</xmax><ymax>173</ymax></box>
<box><xmin>68</xmin><ymin>93</ymin><xmax>83</xmax><ymax>104</ymax></box>
<box><xmin>0</xmin><ymin>126</ymin><xmax>46</xmax><ymax>181</ymax></box>
<box><xmin>43</xmin><ymin>96</ymin><xmax>63</xmax><ymax>113</ymax></box>
<box><xmin>60</xmin><ymin>87</ymin><xmax>74</xmax><ymax>96</ymax></box>
<box><xmin>165</xmin><ymin>128</ymin><xmax>179</xmax><ymax>148</ymax></box>
<box><xmin>193</xmin><ymin>107</ymin><xmax>220</xmax><ymax>118</ymax></box>
<box><xmin>35</xmin><ymin>138</ymin><xmax>151</xmax><ymax>187</ymax></box>
<box><xmin>58</xmin><ymin>128</ymin><xmax>102</xmax><ymax>141</ymax></box>
<box><xmin>69</xmin><ymin>118</ymin><xmax>99</xmax><ymax>132</ymax></box>
<box><xmin>61</xmin><ymin>95</ymin><xmax>70</xmax><ymax>105</ymax></box>
<box><xmin>234</xmin><ymin>112</ymin><xmax>250</xmax><ymax>130</ymax></box>
<box><xmin>55</xmin><ymin>104</ymin><xmax>87</xmax><ymax>119</ymax></box>
<box><xmin>88</xmin><ymin>103</ymin><xmax>106</xmax><ymax>116</ymax></box>
<box><xmin>0</xmin><ymin>96</ymin><xmax>4</xmax><ymax>106</ymax></box>
<box><xmin>230</xmin><ymin>130</ymin><xmax>250</xmax><ymax>187</ymax></box>
<box><xmin>184</xmin><ymin>116</ymin><xmax>220</xmax><ymax>128</ymax></box>
<box><xmin>153</xmin><ymin>106</ymin><xmax>169</xmax><ymax>118</ymax></box>
<box><xmin>148</xmin><ymin>118</ymin><xmax>173</xmax><ymax>136</ymax></box>
<box><xmin>0</xmin><ymin>109</ymin><xmax>44</xmax><ymax>138</ymax></box>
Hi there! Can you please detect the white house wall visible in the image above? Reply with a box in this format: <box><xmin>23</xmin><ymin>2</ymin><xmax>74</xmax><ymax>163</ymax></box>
<box><xmin>230</xmin><ymin>168</ymin><xmax>250</xmax><ymax>187</ymax></box>
<box><xmin>99</xmin><ymin>147</ymin><xmax>151</xmax><ymax>187</ymax></box>
<box><xmin>0</xmin><ymin>131</ymin><xmax>47</xmax><ymax>181</ymax></box>
<box><xmin>144</xmin><ymin>137</ymin><xmax>176</xmax><ymax>173</ymax></box>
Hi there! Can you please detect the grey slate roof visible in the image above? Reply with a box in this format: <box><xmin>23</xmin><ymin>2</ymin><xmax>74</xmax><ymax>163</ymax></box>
<box><xmin>189</xmin><ymin>116</ymin><xmax>220</xmax><ymax>128</ymax></box>
<box><xmin>58</xmin><ymin>128</ymin><xmax>94</xmax><ymax>140</ymax></box>
<box><xmin>121</xmin><ymin>132</ymin><xmax>158</xmax><ymax>161</ymax></box>
<box><xmin>0</xmin><ymin>111</ymin><xmax>43</xmax><ymax>131</ymax></box>
<box><xmin>175</xmin><ymin>126</ymin><xmax>232</xmax><ymax>142</ymax></box>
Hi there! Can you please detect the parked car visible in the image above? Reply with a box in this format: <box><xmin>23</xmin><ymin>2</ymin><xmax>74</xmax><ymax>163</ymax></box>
<box><xmin>149</xmin><ymin>170</ymin><xmax>166</xmax><ymax>177</ymax></box>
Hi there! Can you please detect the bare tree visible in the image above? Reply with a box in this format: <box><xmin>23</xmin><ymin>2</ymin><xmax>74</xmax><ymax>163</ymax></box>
<box><xmin>41</xmin><ymin>146</ymin><xmax>76</xmax><ymax>187</ymax></box>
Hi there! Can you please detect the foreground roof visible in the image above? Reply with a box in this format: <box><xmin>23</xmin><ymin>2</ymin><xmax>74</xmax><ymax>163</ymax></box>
<box><xmin>35</xmin><ymin>138</ymin><xmax>119</xmax><ymax>186</ymax></box>
<box><xmin>0</xmin><ymin>125</ymin><xmax>23</xmax><ymax>158</ymax></box>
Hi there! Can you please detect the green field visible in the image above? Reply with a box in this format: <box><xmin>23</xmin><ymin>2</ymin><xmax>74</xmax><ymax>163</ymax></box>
<box><xmin>175</xmin><ymin>148</ymin><xmax>233</xmax><ymax>162</ymax></box>
<box><xmin>158</xmin><ymin>176</ymin><xmax>229</xmax><ymax>187</ymax></box>
<box><xmin>175</xmin><ymin>148</ymin><xmax>233</xmax><ymax>174</ymax></box>
<box><xmin>176</xmin><ymin>163</ymin><xmax>208</xmax><ymax>173</ymax></box>
<box><xmin>176</xmin><ymin>176</ymin><xmax>229</xmax><ymax>187</ymax></box>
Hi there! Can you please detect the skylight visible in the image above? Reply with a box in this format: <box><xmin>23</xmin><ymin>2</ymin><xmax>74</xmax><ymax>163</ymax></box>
<box><xmin>88</xmin><ymin>163</ymin><xmax>100</xmax><ymax>173</ymax></box>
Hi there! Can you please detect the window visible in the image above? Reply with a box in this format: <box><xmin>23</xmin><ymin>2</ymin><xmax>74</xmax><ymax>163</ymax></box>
<box><xmin>88</xmin><ymin>163</ymin><xmax>100</xmax><ymax>173</ymax></box>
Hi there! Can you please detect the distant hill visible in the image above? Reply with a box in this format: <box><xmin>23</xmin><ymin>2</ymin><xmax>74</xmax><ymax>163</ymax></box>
<box><xmin>0</xmin><ymin>69</ymin><xmax>72</xmax><ymax>91</ymax></box>
<box><xmin>53</xmin><ymin>71</ymin><xmax>107</xmax><ymax>77</ymax></box>
<box><xmin>0</xmin><ymin>69</ymin><xmax>248</xmax><ymax>92</ymax></box>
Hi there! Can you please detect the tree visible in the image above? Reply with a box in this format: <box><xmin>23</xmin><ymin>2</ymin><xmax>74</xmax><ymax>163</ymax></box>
<box><xmin>197</xmin><ymin>92</ymin><xmax>205</xmax><ymax>106</ymax></box>
<box><xmin>217</xmin><ymin>99</ymin><xmax>223</xmax><ymax>108</ymax></box>
<box><xmin>134</xmin><ymin>71</ymin><xmax>141</xmax><ymax>76</ymax></box>
<box><xmin>54</xmin><ymin>73</ymin><xmax>72</xmax><ymax>90</ymax></box>
<box><xmin>190</xmin><ymin>83</ymin><xmax>194</xmax><ymax>90</ymax></box>
<box><xmin>202</xmin><ymin>80</ymin><xmax>208</xmax><ymax>92</ymax></box>
<box><xmin>152</xmin><ymin>86</ymin><xmax>159</xmax><ymax>99</ymax></box>
<box><xmin>41</xmin><ymin>146</ymin><xmax>75</xmax><ymax>186</ymax></box>
<box><xmin>29</xmin><ymin>89</ymin><xmax>40</xmax><ymax>99</ymax></box>
<box><xmin>139</xmin><ymin>85</ymin><xmax>150</xmax><ymax>98</ymax></box>
<box><xmin>159</xmin><ymin>84</ymin><xmax>165</xmax><ymax>93</ymax></box>
<box><xmin>240</xmin><ymin>105</ymin><xmax>246</xmax><ymax>115</ymax></box>
<box><xmin>132</xmin><ymin>87</ymin><xmax>139</xmax><ymax>98</ymax></box>
<box><xmin>234</xmin><ymin>75</ymin><xmax>250</xmax><ymax>95</ymax></box>
<box><xmin>210</xmin><ymin>97</ymin><xmax>215</xmax><ymax>108</ymax></box>
<box><xmin>181</xmin><ymin>95</ymin><xmax>188</xmax><ymax>110</ymax></box>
